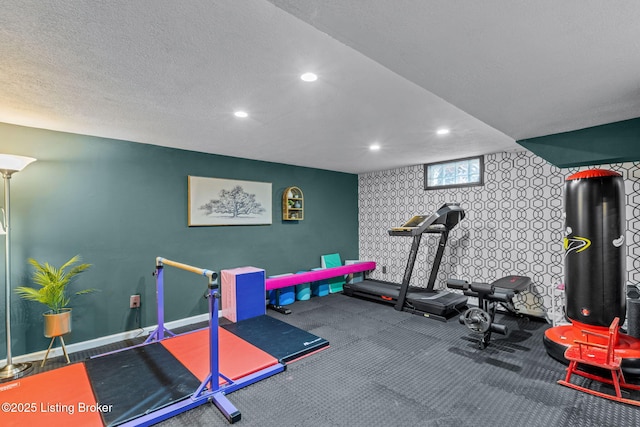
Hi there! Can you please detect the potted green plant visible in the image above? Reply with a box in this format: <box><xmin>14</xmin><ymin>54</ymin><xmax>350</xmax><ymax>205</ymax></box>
<box><xmin>15</xmin><ymin>255</ymin><xmax>94</xmax><ymax>338</ymax></box>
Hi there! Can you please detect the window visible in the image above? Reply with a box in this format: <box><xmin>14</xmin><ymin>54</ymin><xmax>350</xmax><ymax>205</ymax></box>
<box><xmin>424</xmin><ymin>156</ymin><xmax>484</xmax><ymax>190</ymax></box>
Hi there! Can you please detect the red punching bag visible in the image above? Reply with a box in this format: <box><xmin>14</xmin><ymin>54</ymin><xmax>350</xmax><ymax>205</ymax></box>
<box><xmin>564</xmin><ymin>169</ymin><xmax>626</xmax><ymax>326</ymax></box>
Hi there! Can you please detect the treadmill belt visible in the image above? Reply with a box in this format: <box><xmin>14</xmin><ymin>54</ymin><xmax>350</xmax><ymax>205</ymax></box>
<box><xmin>222</xmin><ymin>315</ymin><xmax>329</xmax><ymax>363</ymax></box>
<box><xmin>346</xmin><ymin>280</ymin><xmax>467</xmax><ymax>316</ymax></box>
<box><xmin>348</xmin><ymin>279</ymin><xmax>401</xmax><ymax>297</ymax></box>
<box><xmin>84</xmin><ymin>343</ymin><xmax>201</xmax><ymax>426</ymax></box>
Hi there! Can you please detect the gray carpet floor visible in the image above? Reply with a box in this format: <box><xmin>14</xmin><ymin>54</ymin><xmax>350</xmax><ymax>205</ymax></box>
<box><xmin>29</xmin><ymin>293</ymin><xmax>640</xmax><ymax>426</ymax></box>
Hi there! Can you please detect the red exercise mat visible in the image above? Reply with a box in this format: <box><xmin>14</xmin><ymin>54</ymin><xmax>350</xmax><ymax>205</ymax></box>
<box><xmin>161</xmin><ymin>327</ymin><xmax>279</xmax><ymax>385</ymax></box>
<box><xmin>0</xmin><ymin>363</ymin><xmax>103</xmax><ymax>427</ymax></box>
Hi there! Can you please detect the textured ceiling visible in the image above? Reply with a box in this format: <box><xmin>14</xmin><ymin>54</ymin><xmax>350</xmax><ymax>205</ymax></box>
<box><xmin>1</xmin><ymin>1</ymin><xmax>638</xmax><ymax>174</ymax></box>
<box><xmin>270</xmin><ymin>0</ymin><xmax>640</xmax><ymax>141</ymax></box>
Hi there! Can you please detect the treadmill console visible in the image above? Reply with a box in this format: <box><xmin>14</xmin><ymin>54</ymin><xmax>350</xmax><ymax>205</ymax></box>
<box><xmin>390</xmin><ymin>215</ymin><xmax>430</xmax><ymax>232</ymax></box>
<box><xmin>388</xmin><ymin>204</ymin><xmax>465</xmax><ymax>236</ymax></box>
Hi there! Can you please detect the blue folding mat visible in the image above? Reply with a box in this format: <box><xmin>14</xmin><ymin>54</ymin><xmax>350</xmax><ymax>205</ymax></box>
<box><xmin>222</xmin><ymin>315</ymin><xmax>329</xmax><ymax>363</ymax></box>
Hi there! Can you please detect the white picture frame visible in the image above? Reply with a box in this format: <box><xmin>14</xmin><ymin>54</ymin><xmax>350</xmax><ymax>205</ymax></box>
<box><xmin>188</xmin><ymin>176</ymin><xmax>272</xmax><ymax>226</ymax></box>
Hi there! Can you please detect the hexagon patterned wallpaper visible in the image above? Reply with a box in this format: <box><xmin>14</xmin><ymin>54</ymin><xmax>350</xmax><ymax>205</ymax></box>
<box><xmin>358</xmin><ymin>150</ymin><xmax>640</xmax><ymax>320</ymax></box>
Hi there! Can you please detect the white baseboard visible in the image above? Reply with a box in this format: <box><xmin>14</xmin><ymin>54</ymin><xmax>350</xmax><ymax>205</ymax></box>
<box><xmin>1</xmin><ymin>312</ymin><xmax>211</xmax><ymax>366</ymax></box>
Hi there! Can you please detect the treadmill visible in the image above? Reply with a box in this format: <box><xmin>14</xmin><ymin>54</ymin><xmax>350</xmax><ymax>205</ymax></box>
<box><xmin>343</xmin><ymin>203</ymin><xmax>468</xmax><ymax>321</ymax></box>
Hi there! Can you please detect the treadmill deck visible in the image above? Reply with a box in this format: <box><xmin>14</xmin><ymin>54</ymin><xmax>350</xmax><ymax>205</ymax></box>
<box><xmin>343</xmin><ymin>279</ymin><xmax>467</xmax><ymax>317</ymax></box>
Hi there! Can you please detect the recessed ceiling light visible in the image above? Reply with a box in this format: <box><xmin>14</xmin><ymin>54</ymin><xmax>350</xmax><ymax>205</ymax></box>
<box><xmin>300</xmin><ymin>72</ymin><xmax>318</xmax><ymax>82</ymax></box>
<box><xmin>436</xmin><ymin>128</ymin><xmax>450</xmax><ymax>135</ymax></box>
<box><xmin>234</xmin><ymin>111</ymin><xmax>248</xmax><ymax>118</ymax></box>
<box><xmin>369</xmin><ymin>143</ymin><xmax>381</xmax><ymax>151</ymax></box>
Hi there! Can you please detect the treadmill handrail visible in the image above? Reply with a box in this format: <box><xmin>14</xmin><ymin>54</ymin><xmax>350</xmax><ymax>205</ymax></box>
<box><xmin>388</xmin><ymin>204</ymin><xmax>465</xmax><ymax>236</ymax></box>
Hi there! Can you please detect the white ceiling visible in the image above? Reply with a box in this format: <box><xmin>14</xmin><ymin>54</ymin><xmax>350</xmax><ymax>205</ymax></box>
<box><xmin>1</xmin><ymin>1</ymin><xmax>639</xmax><ymax>174</ymax></box>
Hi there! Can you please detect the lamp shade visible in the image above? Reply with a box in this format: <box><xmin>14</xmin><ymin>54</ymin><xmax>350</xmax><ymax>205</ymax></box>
<box><xmin>0</xmin><ymin>154</ymin><xmax>36</xmax><ymax>172</ymax></box>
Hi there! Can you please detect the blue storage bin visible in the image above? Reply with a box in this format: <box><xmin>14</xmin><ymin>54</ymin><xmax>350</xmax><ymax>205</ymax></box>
<box><xmin>311</xmin><ymin>268</ymin><xmax>330</xmax><ymax>297</ymax></box>
<box><xmin>267</xmin><ymin>273</ymin><xmax>295</xmax><ymax>306</ymax></box>
<box><xmin>311</xmin><ymin>281</ymin><xmax>329</xmax><ymax>297</ymax></box>
<box><xmin>268</xmin><ymin>286</ymin><xmax>295</xmax><ymax>306</ymax></box>
<box><xmin>311</xmin><ymin>266</ymin><xmax>330</xmax><ymax>297</ymax></box>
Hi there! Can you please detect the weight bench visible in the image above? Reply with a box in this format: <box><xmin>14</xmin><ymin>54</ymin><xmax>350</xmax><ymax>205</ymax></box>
<box><xmin>447</xmin><ymin>275</ymin><xmax>532</xmax><ymax>349</ymax></box>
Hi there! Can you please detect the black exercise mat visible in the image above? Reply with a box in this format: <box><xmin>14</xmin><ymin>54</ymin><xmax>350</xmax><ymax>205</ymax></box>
<box><xmin>161</xmin><ymin>294</ymin><xmax>640</xmax><ymax>427</ymax></box>
<box><xmin>222</xmin><ymin>315</ymin><xmax>329</xmax><ymax>363</ymax></box>
<box><xmin>84</xmin><ymin>343</ymin><xmax>201</xmax><ymax>426</ymax></box>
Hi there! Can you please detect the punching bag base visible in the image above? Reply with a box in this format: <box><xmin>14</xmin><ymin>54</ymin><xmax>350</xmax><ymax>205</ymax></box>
<box><xmin>544</xmin><ymin>323</ymin><xmax>640</xmax><ymax>377</ymax></box>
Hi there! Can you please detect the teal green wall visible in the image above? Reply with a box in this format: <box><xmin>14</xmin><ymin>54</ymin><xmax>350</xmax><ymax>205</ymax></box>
<box><xmin>516</xmin><ymin>117</ymin><xmax>640</xmax><ymax>168</ymax></box>
<box><xmin>0</xmin><ymin>122</ymin><xmax>358</xmax><ymax>357</ymax></box>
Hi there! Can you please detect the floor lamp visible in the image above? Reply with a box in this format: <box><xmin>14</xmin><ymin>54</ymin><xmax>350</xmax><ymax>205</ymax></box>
<box><xmin>0</xmin><ymin>154</ymin><xmax>36</xmax><ymax>381</ymax></box>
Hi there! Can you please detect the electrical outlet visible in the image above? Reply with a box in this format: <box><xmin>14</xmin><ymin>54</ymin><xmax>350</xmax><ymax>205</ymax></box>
<box><xmin>382</xmin><ymin>266</ymin><xmax>387</xmax><ymax>274</ymax></box>
<box><xmin>130</xmin><ymin>294</ymin><xmax>141</xmax><ymax>308</ymax></box>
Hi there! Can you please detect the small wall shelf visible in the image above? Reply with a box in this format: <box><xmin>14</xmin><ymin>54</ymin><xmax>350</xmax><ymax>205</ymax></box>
<box><xmin>283</xmin><ymin>186</ymin><xmax>304</xmax><ymax>220</ymax></box>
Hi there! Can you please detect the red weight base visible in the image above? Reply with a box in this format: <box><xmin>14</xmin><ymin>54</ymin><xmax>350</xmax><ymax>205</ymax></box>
<box><xmin>544</xmin><ymin>321</ymin><xmax>640</xmax><ymax>377</ymax></box>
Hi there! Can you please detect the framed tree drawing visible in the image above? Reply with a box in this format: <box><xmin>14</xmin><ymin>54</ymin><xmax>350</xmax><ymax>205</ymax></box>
<box><xmin>188</xmin><ymin>176</ymin><xmax>272</xmax><ymax>226</ymax></box>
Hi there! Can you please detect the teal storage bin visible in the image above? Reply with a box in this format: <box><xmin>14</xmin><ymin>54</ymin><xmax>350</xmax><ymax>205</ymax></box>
<box><xmin>295</xmin><ymin>271</ymin><xmax>311</xmax><ymax>300</ymax></box>
<box><xmin>295</xmin><ymin>283</ymin><xmax>311</xmax><ymax>300</ymax></box>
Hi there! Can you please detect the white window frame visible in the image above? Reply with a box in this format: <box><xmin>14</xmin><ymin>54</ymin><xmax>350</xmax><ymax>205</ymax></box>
<box><xmin>424</xmin><ymin>156</ymin><xmax>484</xmax><ymax>190</ymax></box>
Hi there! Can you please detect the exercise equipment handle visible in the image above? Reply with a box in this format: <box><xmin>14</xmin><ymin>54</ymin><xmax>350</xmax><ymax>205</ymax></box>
<box><xmin>156</xmin><ymin>257</ymin><xmax>218</xmax><ymax>281</ymax></box>
<box><xmin>490</xmin><ymin>323</ymin><xmax>508</xmax><ymax>335</ymax></box>
<box><xmin>470</xmin><ymin>282</ymin><xmax>494</xmax><ymax>294</ymax></box>
<box><xmin>491</xmin><ymin>291</ymin><xmax>515</xmax><ymax>303</ymax></box>
<box><xmin>447</xmin><ymin>278</ymin><xmax>469</xmax><ymax>290</ymax></box>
